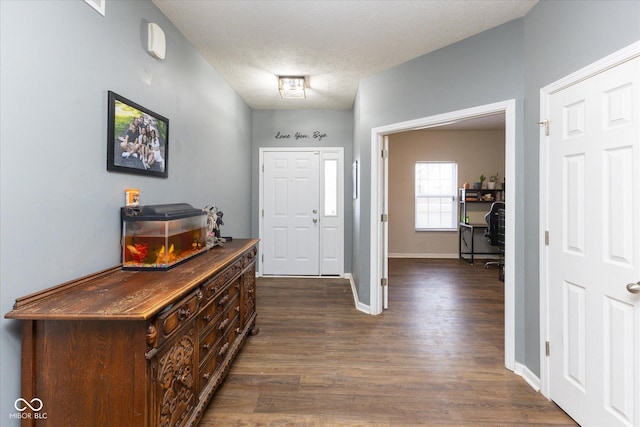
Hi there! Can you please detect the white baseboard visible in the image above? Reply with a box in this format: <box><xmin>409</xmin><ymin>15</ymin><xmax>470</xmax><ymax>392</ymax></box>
<box><xmin>388</xmin><ymin>253</ymin><xmax>502</xmax><ymax>260</ymax></box>
<box><xmin>388</xmin><ymin>253</ymin><xmax>459</xmax><ymax>259</ymax></box>
<box><xmin>514</xmin><ymin>362</ymin><xmax>541</xmax><ymax>392</ymax></box>
<box><xmin>344</xmin><ymin>273</ymin><xmax>371</xmax><ymax>314</ymax></box>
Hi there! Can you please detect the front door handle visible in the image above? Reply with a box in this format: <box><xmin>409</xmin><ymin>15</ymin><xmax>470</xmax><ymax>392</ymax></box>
<box><xmin>627</xmin><ymin>282</ymin><xmax>640</xmax><ymax>294</ymax></box>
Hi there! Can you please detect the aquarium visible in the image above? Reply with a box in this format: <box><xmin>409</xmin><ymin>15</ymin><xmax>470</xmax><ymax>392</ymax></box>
<box><xmin>121</xmin><ymin>203</ymin><xmax>207</xmax><ymax>270</ymax></box>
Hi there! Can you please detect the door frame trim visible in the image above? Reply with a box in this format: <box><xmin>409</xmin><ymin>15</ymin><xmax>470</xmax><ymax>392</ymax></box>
<box><xmin>539</xmin><ymin>40</ymin><xmax>640</xmax><ymax>399</ymax></box>
<box><xmin>258</xmin><ymin>146</ymin><xmax>345</xmax><ymax>277</ymax></box>
<box><xmin>370</xmin><ymin>99</ymin><xmax>516</xmax><ymax>372</ymax></box>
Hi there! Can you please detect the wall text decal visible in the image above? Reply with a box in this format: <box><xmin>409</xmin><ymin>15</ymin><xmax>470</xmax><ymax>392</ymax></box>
<box><xmin>275</xmin><ymin>131</ymin><xmax>328</xmax><ymax>142</ymax></box>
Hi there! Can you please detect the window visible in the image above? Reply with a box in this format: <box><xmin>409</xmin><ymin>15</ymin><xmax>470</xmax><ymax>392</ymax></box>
<box><xmin>323</xmin><ymin>159</ymin><xmax>338</xmax><ymax>216</ymax></box>
<box><xmin>415</xmin><ymin>162</ymin><xmax>457</xmax><ymax>230</ymax></box>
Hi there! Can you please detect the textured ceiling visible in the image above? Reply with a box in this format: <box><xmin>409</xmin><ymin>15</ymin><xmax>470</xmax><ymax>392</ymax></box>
<box><xmin>153</xmin><ymin>0</ymin><xmax>537</xmax><ymax>110</ymax></box>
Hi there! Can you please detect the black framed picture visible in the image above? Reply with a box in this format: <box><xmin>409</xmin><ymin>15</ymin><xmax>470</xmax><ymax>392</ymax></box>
<box><xmin>107</xmin><ymin>91</ymin><xmax>169</xmax><ymax>178</ymax></box>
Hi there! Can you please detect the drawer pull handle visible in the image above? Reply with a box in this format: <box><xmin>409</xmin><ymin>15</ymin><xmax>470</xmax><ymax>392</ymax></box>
<box><xmin>218</xmin><ymin>295</ymin><xmax>230</xmax><ymax>306</ymax></box>
<box><xmin>218</xmin><ymin>318</ymin><xmax>229</xmax><ymax>331</ymax></box>
<box><xmin>203</xmin><ymin>315</ymin><xmax>212</xmax><ymax>322</ymax></box>
<box><xmin>203</xmin><ymin>343</ymin><xmax>211</xmax><ymax>351</ymax></box>
<box><xmin>203</xmin><ymin>372</ymin><xmax>211</xmax><ymax>381</ymax></box>
<box><xmin>178</xmin><ymin>308</ymin><xmax>191</xmax><ymax>319</ymax></box>
<box><xmin>218</xmin><ymin>342</ymin><xmax>229</xmax><ymax>357</ymax></box>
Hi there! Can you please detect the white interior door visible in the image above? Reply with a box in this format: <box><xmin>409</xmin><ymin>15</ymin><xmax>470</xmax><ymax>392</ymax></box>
<box><xmin>263</xmin><ymin>151</ymin><xmax>319</xmax><ymax>275</ymax></box>
<box><xmin>547</xmin><ymin>55</ymin><xmax>639</xmax><ymax>427</ymax></box>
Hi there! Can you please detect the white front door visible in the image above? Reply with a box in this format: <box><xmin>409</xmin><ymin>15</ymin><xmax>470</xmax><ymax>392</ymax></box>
<box><xmin>263</xmin><ymin>150</ymin><xmax>319</xmax><ymax>275</ymax></box>
<box><xmin>261</xmin><ymin>148</ymin><xmax>344</xmax><ymax>276</ymax></box>
<box><xmin>547</xmin><ymin>55</ymin><xmax>639</xmax><ymax>426</ymax></box>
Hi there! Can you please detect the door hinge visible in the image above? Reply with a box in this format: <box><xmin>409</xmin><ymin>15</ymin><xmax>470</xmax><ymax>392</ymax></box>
<box><xmin>381</xmin><ymin>214</ymin><xmax>388</xmax><ymax>222</ymax></box>
<box><xmin>262</xmin><ymin>209</ymin><xmax>264</xmax><ymax>217</ymax></box>
<box><xmin>381</xmin><ymin>278</ymin><xmax>388</xmax><ymax>287</ymax></box>
<box><xmin>262</xmin><ymin>164</ymin><xmax>264</xmax><ymax>172</ymax></box>
<box><xmin>545</xmin><ymin>230</ymin><xmax>549</xmax><ymax>246</ymax></box>
<box><xmin>537</xmin><ymin>120</ymin><xmax>550</xmax><ymax>136</ymax></box>
<box><xmin>546</xmin><ymin>341</ymin><xmax>550</xmax><ymax>356</ymax></box>
<box><xmin>261</xmin><ymin>254</ymin><xmax>264</xmax><ymax>263</ymax></box>
<box><xmin>381</xmin><ymin>150</ymin><xmax>389</xmax><ymax>159</ymax></box>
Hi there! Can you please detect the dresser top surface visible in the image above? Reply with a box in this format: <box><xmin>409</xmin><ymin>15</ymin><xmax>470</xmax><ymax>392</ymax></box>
<box><xmin>5</xmin><ymin>239</ymin><xmax>258</xmax><ymax>321</ymax></box>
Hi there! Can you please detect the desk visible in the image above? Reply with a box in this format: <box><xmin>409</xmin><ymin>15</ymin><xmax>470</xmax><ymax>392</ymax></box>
<box><xmin>458</xmin><ymin>222</ymin><xmax>496</xmax><ymax>264</ymax></box>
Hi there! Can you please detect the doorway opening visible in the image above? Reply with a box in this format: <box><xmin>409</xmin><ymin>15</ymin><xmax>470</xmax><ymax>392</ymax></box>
<box><xmin>370</xmin><ymin>100</ymin><xmax>516</xmax><ymax>372</ymax></box>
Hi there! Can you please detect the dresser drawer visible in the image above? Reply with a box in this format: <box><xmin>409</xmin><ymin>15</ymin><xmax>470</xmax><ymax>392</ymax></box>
<box><xmin>219</xmin><ymin>314</ymin><xmax>240</xmax><ymax>362</ymax></box>
<box><xmin>198</xmin><ymin>313</ymin><xmax>240</xmax><ymax>395</ymax></box>
<box><xmin>201</xmin><ymin>263</ymin><xmax>242</xmax><ymax>301</ymax></box>
<box><xmin>197</xmin><ymin>298</ymin><xmax>221</xmax><ymax>334</ymax></box>
<box><xmin>217</xmin><ymin>295</ymin><xmax>239</xmax><ymax>337</ymax></box>
<box><xmin>199</xmin><ymin>320</ymin><xmax>221</xmax><ymax>364</ymax></box>
<box><xmin>225</xmin><ymin>312</ymin><xmax>241</xmax><ymax>347</ymax></box>
<box><xmin>198</xmin><ymin>282</ymin><xmax>239</xmax><ymax>334</ymax></box>
<box><xmin>242</xmin><ymin>246</ymin><xmax>257</xmax><ymax>266</ymax></box>
<box><xmin>154</xmin><ymin>289</ymin><xmax>202</xmax><ymax>347</ymax></box>
<box><xmin>198</xmin><ymin>337</ymin><xmax>221</xmax><ymax>394</ymax></box>
<box><xmin>217</xmin><ymin>283</ymin><xmax>240</xmax><ymax>315</ymax></box>
<box><xmin>200</xmin><ymin>294</ymin><xmax>239</xmax><ymax>357</ymax></box>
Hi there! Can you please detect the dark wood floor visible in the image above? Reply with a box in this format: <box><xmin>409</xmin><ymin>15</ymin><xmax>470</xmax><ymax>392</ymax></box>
<box><xmin>200</xmin><ymin>258</ymin><xmax>577</xmax><ymax>426</ymax></box>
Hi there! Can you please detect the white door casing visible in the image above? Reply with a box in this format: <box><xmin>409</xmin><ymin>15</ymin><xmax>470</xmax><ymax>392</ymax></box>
<box><xmin>382</xmin><ymin>136</ymin><xmax>389</xmax><ymax>310</ymax></box>
<box><xmin>541</xmin><ymin>43</ymin><xmax>640</xmax><ymax>427</ymax></box>
<box><xmin>371</xmin><ymin>100</ymin><xmax>516</xmax><ymax>372</ymax></box>
<box><xmin>260</xmin><ymin>148</ymin><xmax>344</xmax><ymax>276</ymax></box>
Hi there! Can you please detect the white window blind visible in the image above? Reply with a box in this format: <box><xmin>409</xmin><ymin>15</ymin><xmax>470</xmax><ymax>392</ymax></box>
<box><xmin>415</xmin><ymin>162</ymin><xmax>457</xmax><ymax>230</ymax></box>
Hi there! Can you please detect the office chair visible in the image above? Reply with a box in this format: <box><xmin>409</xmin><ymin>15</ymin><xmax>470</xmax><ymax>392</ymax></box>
<box><xmin>483</xmin><ymin>201</ymin><xmax>505</xmax><ymax>269</ymax></box>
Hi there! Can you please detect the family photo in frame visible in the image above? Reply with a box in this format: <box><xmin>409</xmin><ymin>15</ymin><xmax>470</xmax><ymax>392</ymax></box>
<box><xmin>107</xmin><ymin>91</ymin><xmax>169</xmax><ymax>178</ymax></box>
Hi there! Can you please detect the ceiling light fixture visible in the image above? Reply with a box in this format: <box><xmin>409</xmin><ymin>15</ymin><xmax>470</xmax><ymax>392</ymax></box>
<box><xmin>278</xmin><ymin>76</ymin><xmax>306</xmax><ymax>99</ymax></box>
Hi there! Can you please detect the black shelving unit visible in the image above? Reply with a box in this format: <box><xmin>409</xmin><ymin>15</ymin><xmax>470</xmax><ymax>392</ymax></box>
<box><xmin>459</xmin><ymin>188</ymin><xmax>504</xmax><ymax>224</ymax></box>
<box><xmin>458</xmin><ymin>188</ymin><xmax>504</xmax><ymax>264</ymax></box>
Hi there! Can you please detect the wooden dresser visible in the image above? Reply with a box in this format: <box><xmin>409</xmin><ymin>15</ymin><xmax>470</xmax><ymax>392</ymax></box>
<box><xmin>5</xmin><ymin>238</ymin><xmax>259</xmax><ymax>427</ymax></box>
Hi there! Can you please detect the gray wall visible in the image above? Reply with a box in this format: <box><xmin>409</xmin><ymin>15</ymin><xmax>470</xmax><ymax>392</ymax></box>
<box><xmin>0</xmin><ymin>1</ymin><xmax>252</xmax><ymax>422</ymax></box>
<box><xmin>251</xmin><ymin>109</ymin><xmax>354</xmax><ymax>272</ymax></box>
<box><xmin>352</xmin><ymin>0</ymin><xmax>640</xmax><ymax>377</ymax></box>
<box><xmin>353</xmin><ymin>18</ymin><xmax>525</xmax><ymax>309</ymax></box>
